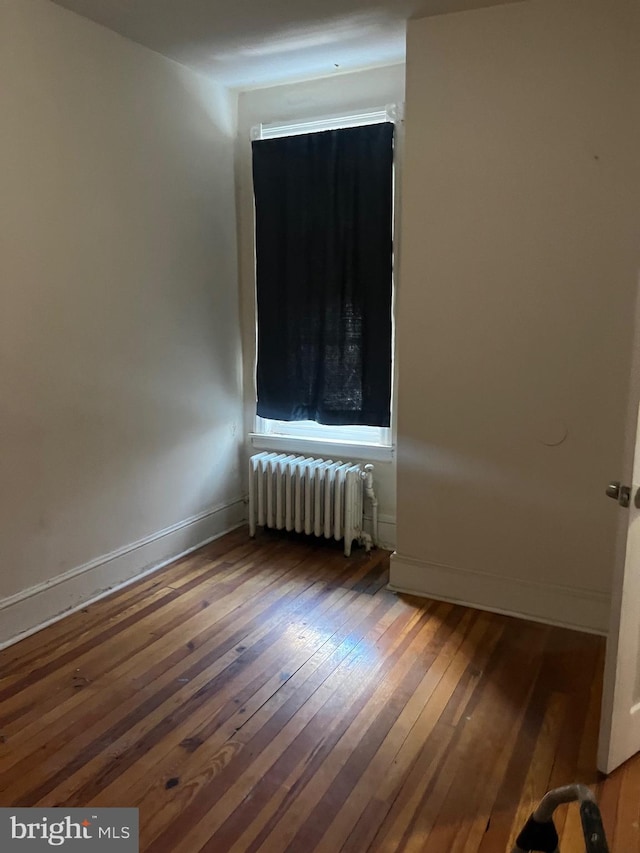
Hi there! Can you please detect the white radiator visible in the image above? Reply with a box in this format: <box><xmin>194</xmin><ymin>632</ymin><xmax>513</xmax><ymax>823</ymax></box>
<box><xmin>248</xmin><ymin>452</ymin><xmax>377</xmax><ymax>556</ymax></box>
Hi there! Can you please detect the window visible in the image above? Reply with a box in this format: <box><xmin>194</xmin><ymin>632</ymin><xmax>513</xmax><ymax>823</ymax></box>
<box><xmin>256</xmin><ymin>416</ymin><xmax>390</xmax><ymax>446</ymax></box>
<box><xmin>251</xmin><ymin>108</ymin><xmax>396</xmax><ymax>450</ymax></box>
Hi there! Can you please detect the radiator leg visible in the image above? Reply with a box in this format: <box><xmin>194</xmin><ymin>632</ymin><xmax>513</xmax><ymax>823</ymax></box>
<box><xmin>344</xmin><ymin>538</ymin><xmax>352</xmax><ymax>557</ymax></box>
<box><xmin>360</xmin><ymin>532</ymin><xmax>373</xmax><ymax>553</ymax></box>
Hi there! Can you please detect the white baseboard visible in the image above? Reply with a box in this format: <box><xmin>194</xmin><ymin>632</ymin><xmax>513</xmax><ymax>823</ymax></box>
<box><xmin>389</xmin><ymin>552</ymin><xmax>610</xmax><ymax>635</ymax></box>
<box><xmin>0</xmin><ymin>498</ymin><xmax>247</xmax><ymax>651</ymax></box>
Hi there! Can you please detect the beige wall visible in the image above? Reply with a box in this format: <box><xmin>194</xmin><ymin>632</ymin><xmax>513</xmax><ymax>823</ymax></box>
<box><xmin>236</xmin><ymin>65</ymin><xmax>405</xmax><ymax>546</ymax></box>
<box><xmin>392</xmin><ymin>0</ymin><xmax>640</xmax><ymax>631</ymax></box>
<box><xmin>0</xmin><ymin>0</ymin><xmax>244</xmax><ymax>645</ymax></box>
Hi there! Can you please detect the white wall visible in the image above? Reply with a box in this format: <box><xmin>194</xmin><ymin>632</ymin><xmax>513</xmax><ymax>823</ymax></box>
<box><xmin>236</xmin><ymin>65</ymin><xmax>406</xmax><ymax>548</ymax></box>
<box><xmin>0</xmin><ymin>0</ymin><xmax>245</xmax><ymax>647</ymax></box>
<box><xmin>392</xmin><ymin>0</ymin><xmax>640</xmax><ymax>632</ymax></box>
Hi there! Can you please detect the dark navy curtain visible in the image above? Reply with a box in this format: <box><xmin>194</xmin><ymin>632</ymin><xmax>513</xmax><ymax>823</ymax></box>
<box><xmin>251</xmin><ymin>122</ymin><xmax>394</xmax><ymax>427</ymax></box>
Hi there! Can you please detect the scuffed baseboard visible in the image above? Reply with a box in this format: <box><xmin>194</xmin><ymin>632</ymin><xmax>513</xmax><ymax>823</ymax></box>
<box><xmin>0</xmin><ymin>498</ymin><xmax>246</xmax><ymax>651</ymax></box>
<box><xmin>389</xmin><ymin>552</ymin><xmax>610</xmax><ymax>635</ymax></box>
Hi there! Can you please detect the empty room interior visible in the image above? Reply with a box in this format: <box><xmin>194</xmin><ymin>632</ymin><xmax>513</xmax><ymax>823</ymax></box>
<box><xmin>2</xmin><ymin>0</ymin><xmax>640</xmax><ymax>850</ymax></box>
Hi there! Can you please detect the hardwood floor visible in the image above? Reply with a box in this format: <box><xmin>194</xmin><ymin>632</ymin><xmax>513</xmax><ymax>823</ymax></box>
<box><xmin>0</xmin><ymin>528</ymin><xmax>637</xmax><ymax>851</ymax></box>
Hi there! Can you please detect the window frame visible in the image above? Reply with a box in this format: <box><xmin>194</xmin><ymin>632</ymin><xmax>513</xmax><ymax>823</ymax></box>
<box><xmin>251</xmin><ymin>105</ymin><xmax>399</xmax><ymax>459</ymax></box>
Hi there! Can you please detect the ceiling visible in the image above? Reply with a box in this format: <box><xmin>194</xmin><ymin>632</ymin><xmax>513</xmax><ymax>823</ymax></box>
<box><xmin>49</xmin><ymin>0</ymin><xmax>518</xmax><ymax>89</ymax></box>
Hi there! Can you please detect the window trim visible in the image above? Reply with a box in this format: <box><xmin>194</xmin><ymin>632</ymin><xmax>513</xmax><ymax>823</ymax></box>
<box><xmin>251</xmin><ymin>104</ymin><xmax>399</xmax><ymax>141</ymax></box>
<box><xmin>249</xmin><ymin>432</ymin><xmax>394</xmax><ymax>463</ymax></box>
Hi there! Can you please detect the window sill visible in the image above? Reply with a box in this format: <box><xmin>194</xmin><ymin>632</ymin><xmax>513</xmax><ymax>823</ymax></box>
<box><xmin>248</xmin><ymin>433</ymin><xmax>395</xmax><ymax>463</ymax></box>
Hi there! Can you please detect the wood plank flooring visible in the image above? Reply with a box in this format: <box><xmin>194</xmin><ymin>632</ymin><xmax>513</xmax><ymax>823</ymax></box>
<box><xmin>0</xmin><ymin>528</ymin><xmax>636</xmax><ymax>851</ymax></box>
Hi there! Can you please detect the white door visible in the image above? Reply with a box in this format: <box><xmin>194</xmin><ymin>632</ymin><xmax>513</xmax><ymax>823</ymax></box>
<box><xmin>599</xmin><ymin>355</ymin><xmax>640</xmax><ymax>772</ymax></box>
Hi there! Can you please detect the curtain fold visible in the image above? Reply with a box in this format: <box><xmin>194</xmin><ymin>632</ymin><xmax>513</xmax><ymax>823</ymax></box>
<box><xmin>252</xmin><ymin>122</ymin><xmax>394</xmax><ymax>427</ymax></box>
